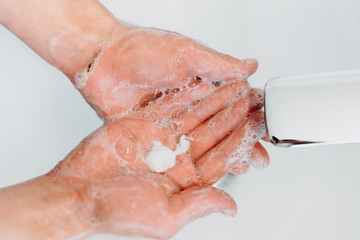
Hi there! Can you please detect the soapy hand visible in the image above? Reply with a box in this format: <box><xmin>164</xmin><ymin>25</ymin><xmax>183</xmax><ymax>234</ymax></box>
<box><xmin>54</xmin><ymin>27</ymin><xmax>269</xmax><ymax>238</ymax></box>
<box><xmin>73</xmin><ymin>25</ymin><xmax>259</xmax><ymax>119</ymax></box>
<box><xmin>51</xmin><ymin>74</ymin><xmax>269</xmax><ymax>238</ymax></box>
<box><xmin>0</xmin><ymin>0</ymin><xmax>271</xmax><ymax>238</ymax></box>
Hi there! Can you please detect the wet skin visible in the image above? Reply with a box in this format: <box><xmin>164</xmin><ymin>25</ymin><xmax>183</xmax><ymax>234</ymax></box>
<box><xmin>0</xmin><ymin>1</ymin><xmax>270</xmax><ymax>239</ymax></box>
<box><xmin>48</xmin><ymin>29</ymin><xmax>269</xmax><ymax>238</ymax></box>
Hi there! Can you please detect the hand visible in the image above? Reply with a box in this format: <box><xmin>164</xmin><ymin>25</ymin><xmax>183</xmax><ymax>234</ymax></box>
<box><xmin>0</xmin><ymin>1</ymin><xmax>270</xmax><ymax>238</ymax></box>
<box><xmin>74</xmin><ymin>25</ymin><xmax>259</xmax><ymax>119</ymax></box>
<box><xmin>51</xmin><ymin>79</ymin><xmax>269</xmax><ymax>239</ymax></box>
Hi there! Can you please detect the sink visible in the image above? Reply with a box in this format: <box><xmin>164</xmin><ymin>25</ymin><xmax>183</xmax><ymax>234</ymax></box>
<box><xmin>1</xmin><ymin>0</ymin><xmax>359</xmax><ymax>239</ymax></box>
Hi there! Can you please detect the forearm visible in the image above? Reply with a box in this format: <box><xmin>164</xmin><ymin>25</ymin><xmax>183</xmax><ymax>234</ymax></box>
<box><xmin>0</xmin><ymin>175</ymin><xmax>93</xmax><ymax>240</ymax></box>
<box><xmin>0</xmin><ymin>0</ymin><xmax>127</xmax><ymax>79</ymax></box>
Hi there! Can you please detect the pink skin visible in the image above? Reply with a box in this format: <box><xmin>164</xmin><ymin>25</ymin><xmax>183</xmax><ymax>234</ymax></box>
<box><xmin>231</xmin><ymin>142</ymin><xmax>270</xmax><ymax>174</ymax></box>
<box><xmin>50</xmin><ymin>84</ymin><xmax>267</xmax><ymax>239</ymax></box>
<box><xmin>76</xmin><ymin>26</ymin><xmax>258</xmax><ymax>119</ymax></box>
<box><xmin>0</xmin><ymin>25</ymin><xmax>269</xmax><ymax>239</ymax></box>
<box><xmin>0</xmin><ymin>0</ymin><xmax>271</xmax><ymax>239</ymax></box>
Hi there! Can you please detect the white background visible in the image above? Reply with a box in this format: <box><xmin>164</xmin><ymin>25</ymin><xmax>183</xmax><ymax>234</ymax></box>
<box><xmin>1</xmin><ymin>0</ymin><xmax>360</xmax><ymax>239</ymax></box>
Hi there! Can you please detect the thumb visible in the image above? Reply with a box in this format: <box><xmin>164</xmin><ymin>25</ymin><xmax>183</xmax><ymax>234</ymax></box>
<box><xmin>188</xmin><ymin>43</ymin><xmax>258</xmax><ymax>81</ymax></box>
<box><xmin>169</xmin><ymin>186</ymin><xmax>237</xmax><ymax>228</ymax></box>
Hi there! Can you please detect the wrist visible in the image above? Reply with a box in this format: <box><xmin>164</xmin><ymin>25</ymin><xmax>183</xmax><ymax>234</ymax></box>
<box><xmin>41</xmin><ymin>174</ymin><xmax>100</xmax><ymax>239</ymax></box>
<box><xmin>0</xmin><ymin>0</ymin><xmax>129</xmax><ymax>80</ymax></box>
<box><xmin>44</xmin><ymin>174</ymin><xmax>97</xmax><ymax>239</ymax></box>
<box><xmin>0</xmin><ymin>174</ymin><xmax>97</xmax><ymax>239</ymax></box>
<box><xmin>67</xmin><ymin>21</ymin><xmax>130</xmax><ymax>83</ymax></box>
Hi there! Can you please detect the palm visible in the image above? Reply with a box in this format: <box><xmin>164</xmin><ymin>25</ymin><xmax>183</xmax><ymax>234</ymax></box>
<box><xmin>74</xmin><ymin>26</ymin><xmax>258</xmax><ymax>119</ymax></box>
<box><xmin>52</xmin><ymin>76</ymin><xmax>268</xmax><ymax>238</ymax></box>
<box><xmin>58</xmin><ymin>25</ymin><xmax>269</xmax><ymax>238</ymax></box>
<box><xmin>52</xmin><ymin>117</ymin><xmax>222</xmax><ymax>238</ymax></box>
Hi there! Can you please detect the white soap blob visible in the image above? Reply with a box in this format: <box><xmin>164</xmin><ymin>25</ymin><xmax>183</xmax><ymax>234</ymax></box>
<box><xmin>175</xmin><ymin>135</ymin><xmax>191</xmax><ymax>155</ymax></box>
<box><xmin>144</xmin><ymin>135</ymin><xmax>190</xmax><ymax>173</ymax></box>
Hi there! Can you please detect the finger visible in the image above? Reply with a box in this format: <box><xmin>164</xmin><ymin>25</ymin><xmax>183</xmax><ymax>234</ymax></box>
<box><xmin>230</xmin><ymin>141</ymin><xmax>269</xmax><ymax>174</ymax></box>
<box><xmin>168</xmin><ymin>186</ymin><xmax>237</xmax><ymax>230</ymax></box>
<box><xmin>231</xmin><ymin>161</ymin><xmax>250</xmax><ymax>175</ymax></box>
<box><xmin>173</xmin><ymin>80</ymin><xmax>250</xmax><ymax>135</ymax></box>
<box><xmin>262</xmin><ymin>135</ymin><xmax>271</xmax><ymax>143</ymax></box>
<box><xmin>242</xmin><ymin>58</ymin><xmax>259</xmax><ymax>76</ymax></box>
<box><xmin>248</xmin><ymin>142</ymin><xmax>270</xmax><ymax>170</ymax></box>
<box><xmin>134</xmin><ymin>79</ymin><xmax>212</xmax><ymax>123</ymax></box>
<box><xmin>196</xmin><ymin>112</ymin><xmax>266</xmax><ymax>185</ymax></box>
<box><xmin>164</xmin><ymin>154</ymin><xmax>199</xmax><ymax>189</ymax></box>
<box><xmin>188</xmin><ymin>88</ymin><xmax>264</xmax><ymax>160</ymax></box>
<box><xmin>188</xmin><ymin>43</ymin><xmax>258</xmax><ymax>81</ymax></box>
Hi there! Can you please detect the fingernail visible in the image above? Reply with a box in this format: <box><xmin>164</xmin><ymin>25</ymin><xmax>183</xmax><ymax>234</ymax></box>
<box><xmin>220</xmin><ymin>209</ymin><xmax>237</xmax><ymax>217</ymax></box>
<box><xmin>249</xmin><ymin>156</ymin><xmax>269</xmax><ymax>170</ymax></box>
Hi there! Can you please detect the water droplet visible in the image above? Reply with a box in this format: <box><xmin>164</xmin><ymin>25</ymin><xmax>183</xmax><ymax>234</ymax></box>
<box><xmin>154</xmin><ymin>90</ymin><xmax>163</xmax><ymax>100</ymax></box>
<box><xmin>171</xmin><ymin>88</ymin><xmax>180</xmax><ymax>93</ymax></box>
<box><xmin>188</xmin><ymin>80</ymin><xmax>201</xmax><ymax>88</ymax></box>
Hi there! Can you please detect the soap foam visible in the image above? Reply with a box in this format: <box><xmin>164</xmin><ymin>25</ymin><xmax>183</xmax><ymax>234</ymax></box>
<box><xmin>74</xmin><ymin>50</ymin><xmax>103</xmax><ymax>90</ymax></box>
<box><xmin>74</xmin><ymin>70</ymin><xmax>89</xmax><ymax>90</ymax></box>
<box><xmin>225</xmin><ymin>114</ymin><xmax>266</xmax><ymax>170</ymax></box>
<box><xmin>143</xmin><ymin>135</ymin><xmax>190</xmax><ymax>173</ymax></box>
